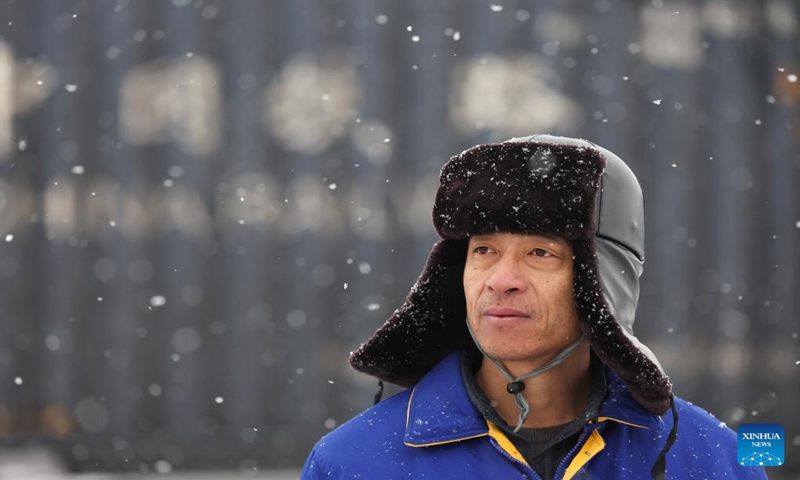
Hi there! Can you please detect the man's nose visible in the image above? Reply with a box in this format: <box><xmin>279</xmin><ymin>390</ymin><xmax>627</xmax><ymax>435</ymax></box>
<box><xmin>485</xmin><ymin>256</ymin><xmax>527</xmax><ymax>295</ymax></box>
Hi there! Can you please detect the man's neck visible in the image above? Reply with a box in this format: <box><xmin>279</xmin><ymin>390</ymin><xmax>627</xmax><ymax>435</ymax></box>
<box><xmin>474</xmin><ymin>344</ymin><xmax>592</xmax><ymax>428</ymax></box>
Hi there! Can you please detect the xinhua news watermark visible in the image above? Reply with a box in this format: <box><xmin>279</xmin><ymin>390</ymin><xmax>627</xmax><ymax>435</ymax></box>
<box><xmin>737</xmin><ymin>423</ymin><xmax>784</xmax><ymax>467</ymax></box>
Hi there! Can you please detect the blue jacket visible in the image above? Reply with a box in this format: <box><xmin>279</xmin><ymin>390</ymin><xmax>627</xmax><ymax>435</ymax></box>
<box><xmin>302</xmin><ymin>351</ymin><xmax>768</xmax><ymax>479</ymax></box>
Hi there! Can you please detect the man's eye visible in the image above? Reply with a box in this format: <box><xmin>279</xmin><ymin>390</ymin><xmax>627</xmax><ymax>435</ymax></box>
<box><xmin>474</xmin><ymin>246</ymin><xmax>490</xmax><ymax>255</ymax></box>
<box><xmin>532</xmin><ymin>248</ymin><xmax>551</xmax><ymax>257</ymax></box>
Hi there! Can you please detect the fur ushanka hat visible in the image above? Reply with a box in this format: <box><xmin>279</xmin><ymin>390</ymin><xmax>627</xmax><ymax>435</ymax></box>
<box><xmin>350</xmin><ymin>134</ymin><xmax>672</xmax><ymax>417</ymax></box>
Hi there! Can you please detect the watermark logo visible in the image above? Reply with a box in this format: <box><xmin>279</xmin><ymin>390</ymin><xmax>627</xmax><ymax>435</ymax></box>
<box><xmin>738</xmin><ymin>423</ymin><xmax>784</xmax><ymax>467</ymax></box>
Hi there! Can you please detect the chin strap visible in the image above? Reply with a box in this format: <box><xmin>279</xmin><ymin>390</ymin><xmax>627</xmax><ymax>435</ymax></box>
<box><xmin>373</xmin><ymin>380</ymin><xmax>384</xmax><ymax>405</ymax></box>
<box><xmin>466</xmin><ymin>319</ymin><xmax>586</xmax><ymax>432</ymax></box>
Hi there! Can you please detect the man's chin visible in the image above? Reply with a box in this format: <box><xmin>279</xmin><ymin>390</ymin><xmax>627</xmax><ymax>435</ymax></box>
<box><xmin>480</xmin><ymin>346</ymin><xmax>543</xmax><ymax>364</ymax></box>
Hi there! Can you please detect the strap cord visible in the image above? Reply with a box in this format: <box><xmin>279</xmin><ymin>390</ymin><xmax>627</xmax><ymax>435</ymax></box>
<box><xmin>466</xmin><ymin>319</ymin><xmax>585</xmax><ymax>432</ymax></box>
<box><xmin>650</xmin><ymin>395</ymin><xmax>678</xmax><ymax>479</ymax></box>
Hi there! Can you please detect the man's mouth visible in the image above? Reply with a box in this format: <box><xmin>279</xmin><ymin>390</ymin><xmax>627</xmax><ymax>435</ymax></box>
<box><xmin>483</xmin><ymin>307</ymin><xmax>530</xmax><ymax>319</ymax></box>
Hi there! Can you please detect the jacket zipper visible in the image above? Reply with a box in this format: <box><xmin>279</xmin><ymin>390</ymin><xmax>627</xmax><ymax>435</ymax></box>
<box><xmin>489</xmin><ymin>437</ymin><xmax>542</xmax><ymax>480</ymax></box>
<box><xmin>488</xmin><ymin>424</ymin><xmax>600</xmax><ymax>480</ymax></box>
<box><xmin>553</xmin><ymin>428</ymin><xmax>590</xmax><ymax>480</ymax></box>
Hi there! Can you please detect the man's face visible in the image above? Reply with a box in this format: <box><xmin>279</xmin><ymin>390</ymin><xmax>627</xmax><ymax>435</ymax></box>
<box><xmin>463</xmin><ymin>232</ymin><xmax>582</xmax><ymax>366</ymax></box>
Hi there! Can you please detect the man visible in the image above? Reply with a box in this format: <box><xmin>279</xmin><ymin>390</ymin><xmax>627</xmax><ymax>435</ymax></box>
<box><xmin>301</xmin><ymin>135</ymin><xmax>768</xmax><ymax>479</ymax></box>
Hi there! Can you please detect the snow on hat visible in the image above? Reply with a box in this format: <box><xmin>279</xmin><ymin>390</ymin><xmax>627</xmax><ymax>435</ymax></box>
<box><xmin>350</xmin><ymin>134</ymin><xmax>672</xmax><ymax>416</ymax></box>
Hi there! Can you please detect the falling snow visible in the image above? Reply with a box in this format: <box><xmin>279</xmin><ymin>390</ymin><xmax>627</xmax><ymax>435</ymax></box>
<box><xmin>0</xmin><ymin>3</ymin><xmax>795</xmax><ymax>475</ymax></box>
<box><xmin>149</xmin><ymin>295</ymin><xmax>166</xmax><ymax>307</ymax></box>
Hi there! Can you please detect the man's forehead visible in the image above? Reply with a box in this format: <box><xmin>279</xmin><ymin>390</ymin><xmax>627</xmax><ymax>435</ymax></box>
<box><xmin>467</xmin><ymin>232</ymin><xmax>569</xmax><ymax>244</ymax></box>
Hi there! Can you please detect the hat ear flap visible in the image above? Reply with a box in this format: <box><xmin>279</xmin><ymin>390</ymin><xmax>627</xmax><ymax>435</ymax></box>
<box><xmin>572</xmin><ymin>238</ymin><xmax>672</xmax><ymax>415</ymax></box>
<box><xmin>349</xmin><ymin>239</ymin><xmax>472</xmax><ymax>387</ymax></box>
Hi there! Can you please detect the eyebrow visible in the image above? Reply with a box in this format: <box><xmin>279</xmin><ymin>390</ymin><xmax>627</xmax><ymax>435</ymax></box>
<box><xmin>468</xmin><ymin>233</ymin><xmax>569</xmax><ymax>244</ymax></box>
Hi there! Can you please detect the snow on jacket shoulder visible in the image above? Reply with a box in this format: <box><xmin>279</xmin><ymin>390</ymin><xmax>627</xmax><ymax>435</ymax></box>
<box><xmin>301</xmin><ymin>351</ymin><xmax>768</xmax><ymax>480</ymax></box>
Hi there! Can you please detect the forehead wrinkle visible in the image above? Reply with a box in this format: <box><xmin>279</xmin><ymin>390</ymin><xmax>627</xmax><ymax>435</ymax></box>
<box><xmin>468</xmin><ymin>232</ymin><xmax>570</xmax><ymax>246</ymax></box>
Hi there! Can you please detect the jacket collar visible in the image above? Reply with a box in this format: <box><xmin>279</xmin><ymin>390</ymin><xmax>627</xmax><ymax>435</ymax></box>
<box><xmin>404</xmin><ymin>350</ymin><xmax>665</xmax><ymax>447</ymax></box>
<box><xmin>404</xmin><ymin>351</ymin><xmax>488</xmax><ymax>446</ymax></box>
<box><xmin>596</xmin><ymin>366</ymin><xmax>665</xmax><ymax>432</ymax></box>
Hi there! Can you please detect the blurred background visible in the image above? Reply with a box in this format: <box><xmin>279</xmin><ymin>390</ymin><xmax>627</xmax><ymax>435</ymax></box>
<box><xmin>0</xmin><ymin>0</ymin><xmax>798</xmax><ymax>477</ymax></box>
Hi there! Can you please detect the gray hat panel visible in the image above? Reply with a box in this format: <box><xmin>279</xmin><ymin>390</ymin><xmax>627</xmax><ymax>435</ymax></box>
<box><xmin>595</xmin><ymin>237</ymin><xmax>665</xmax><ymax>375</ymax></box>
<box><xmin>593</xmin><ymin>148</ymin><xmax>645</xmax><ymax>262</ymax></box>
